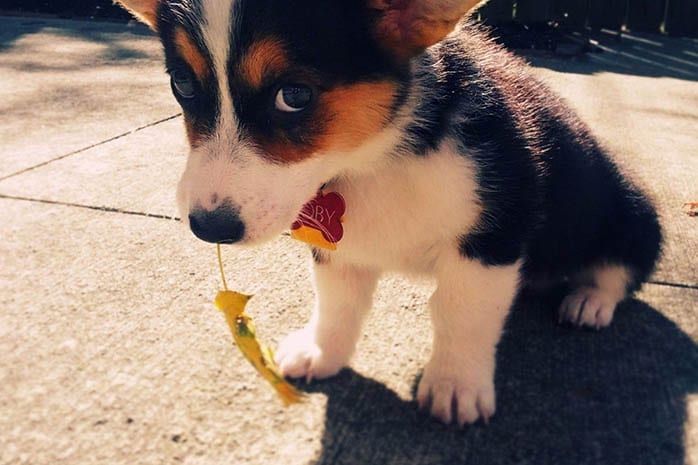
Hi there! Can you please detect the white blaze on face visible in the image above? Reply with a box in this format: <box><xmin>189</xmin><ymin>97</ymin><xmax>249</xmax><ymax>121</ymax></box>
<box><xmin>175</xmin><ymin>0</ymin><xmax>335</xmax><ymax>244</ymax></box>
<box><xmin>201</xmin><ymin>0</ymin><xmax>236</xmax><ymax>149</ymax></box>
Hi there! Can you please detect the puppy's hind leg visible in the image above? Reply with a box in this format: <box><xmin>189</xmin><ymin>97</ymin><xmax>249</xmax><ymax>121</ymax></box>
<box><xmin>558</xmin><ymin>264</ymin><xmax>632</xmax><ymax>329</ymax></box>
<box><xmin>276</xmin><ymin>257</ymin><xmax>379</xmax><ymax>381</ymax></box>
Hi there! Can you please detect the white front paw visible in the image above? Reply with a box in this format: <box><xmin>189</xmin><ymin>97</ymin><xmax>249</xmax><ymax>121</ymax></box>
<box><xmin>417</xmin><ymin>357</ymin><xmax>496</xmax><ymax>426</ymax></box>
<box><xmin>275</xmin><ymin>328</ymin><xmax>348</xmax><ymax>382</ymax></box>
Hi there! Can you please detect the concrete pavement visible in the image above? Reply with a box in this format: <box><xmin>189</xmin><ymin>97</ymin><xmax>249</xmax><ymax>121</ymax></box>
<box><xmin>1</xmin><ymin>16</ymin><xmax>696</xmax><ymax>465</ymax></box>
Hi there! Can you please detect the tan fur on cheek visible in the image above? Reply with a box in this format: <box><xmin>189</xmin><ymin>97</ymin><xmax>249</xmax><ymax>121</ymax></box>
<box><xmin>258</xmin><ymin>140</ymin><xmax>314</xmax><ymax>164</ymax></box>
<box><xmin>240</xmin><ymin>38</ymin><xmax>289</xmax><ymax>89</ymax></box>
<box><xmin>174</xmin><ymin>28</ymin><xmax>209</xmax><ymax>81</ymax></box>
<box><xmin>317</xmin><ymin>81</ymin><xmax>397</xmax><ymax>152</ymax></box>
<box><xmin>183</xmin><ymin>116</ymin><xmax>205</xmax><ymax>147</ymax></box>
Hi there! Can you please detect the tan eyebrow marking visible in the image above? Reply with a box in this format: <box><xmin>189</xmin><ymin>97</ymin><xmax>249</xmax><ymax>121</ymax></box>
<box><xmin>174</xmin><ymin>28</ymin><xmax>209</xmax><ymax>81</ymax></box>
<box><xmin>183</xmin><ymin>115</ymin><xmax>205</xmax><ymax>147</ymax></box>
<box><xmin>240</xmin><ymin>38</ymin><xmax>289</xmax><ymax>89</ymax></box>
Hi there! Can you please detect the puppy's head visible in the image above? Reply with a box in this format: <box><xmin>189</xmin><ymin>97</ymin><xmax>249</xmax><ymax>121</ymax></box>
<box><xmin>118</xmin><ymin>0</ymin><xmax>484</xmax><ymax>244</ymax></box>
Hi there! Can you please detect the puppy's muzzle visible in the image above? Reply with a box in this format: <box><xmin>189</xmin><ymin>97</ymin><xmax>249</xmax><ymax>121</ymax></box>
<box><xmin>188</xmin><ymin>202</ymin><xmax>245</xmax><ymax>244</ymax></box>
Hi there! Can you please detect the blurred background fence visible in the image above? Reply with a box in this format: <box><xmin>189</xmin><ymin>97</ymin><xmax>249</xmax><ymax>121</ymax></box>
<box><xmin>0</xmin><ymin>0</ymin><xmax>696</xmax><ymax>37</ymax></box>
<box><xmin>478</xmin><ymin>0</ymin><xmax>698</xmax><ymax>37</ymax></box>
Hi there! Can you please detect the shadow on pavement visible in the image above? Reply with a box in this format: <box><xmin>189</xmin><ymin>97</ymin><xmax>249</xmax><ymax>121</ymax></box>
<box><xmin>0</xmin><ymin>15</ymin><xmax>153</xmax><ymax>61</ymax></box>
<box><xmin>523</xmin><ymin>31</ymin><xmax>698</xmax><ymax>82</ymax></box>
<box><xmin>304</xmin><ymin>294</ymin><xmax>698</xmax><ymax>465</ymax></box>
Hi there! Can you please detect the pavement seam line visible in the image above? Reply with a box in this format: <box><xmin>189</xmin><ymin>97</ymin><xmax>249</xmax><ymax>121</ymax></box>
<box><xmin>647</xmin><ymin>280</ymin><xmax>698</xmax><ymax>291</ymax></box>
<box><xmin>3</xmin><ymin>192</ymin><xmax>698</xmax><ymax>291</ymax></box>
<box><xmin>0</xmin><ymin>193</ymin><xmax>180</xmax><ymax>221</ymax></box>
<box><xmin>0</xmin><ymin>113</ymin><xmax>182</xmax><ymax>182</ymax></box>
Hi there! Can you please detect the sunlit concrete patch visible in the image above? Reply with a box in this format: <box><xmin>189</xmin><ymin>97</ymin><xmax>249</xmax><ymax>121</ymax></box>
<box><xmin>0</xmin><ymin>117</ymin><xmax>186</xmax><ymax>219</ymax></box>
<box><xmin>0</xmin><ymin>198</ymin><xmax>326</xmax><ymax>465</ymax></box>
<box><xmin>687</xmin><ymin>394</ymin><xmax>698</xmax><ymax>465</ymax></box>
<box><xmin>0</xmin><ymin>16</ymin><xmax>179</xmax><ymax>178</ymax></box>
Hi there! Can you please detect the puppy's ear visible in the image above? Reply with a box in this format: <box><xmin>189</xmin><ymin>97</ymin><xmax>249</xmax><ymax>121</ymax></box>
<box><xmin>115</xmin><ymin>0</ymin><xmax>160</xmax><ymax>30</ymax></box>
<box><xmin>369</xmin><ymin>0</ymin><xmax>487</xmax><ymax>60</ymax></box>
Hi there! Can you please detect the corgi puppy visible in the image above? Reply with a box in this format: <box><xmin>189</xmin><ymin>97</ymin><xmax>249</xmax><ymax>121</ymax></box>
<box><xmin>117</xmin><ymin>0</ymin><xmax>662</xmax><ymax>425</ymax></box>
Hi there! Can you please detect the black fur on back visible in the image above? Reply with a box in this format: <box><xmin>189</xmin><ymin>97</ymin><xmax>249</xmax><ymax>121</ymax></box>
<box><xmin>401</xmin><ymin>20</ymin><xmax>662</xmax><ymax>291</ymax></box>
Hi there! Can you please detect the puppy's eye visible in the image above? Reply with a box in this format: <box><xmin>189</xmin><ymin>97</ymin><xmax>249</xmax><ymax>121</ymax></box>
<box><xmin>171</xmin><ymin>69</ymin><xmax>195</xmax><ymax>99</ymax></box>
<box><xmin>275</xmin><ymin>85</ymin><xmax>312</xmax><ymax>112</ymax></box>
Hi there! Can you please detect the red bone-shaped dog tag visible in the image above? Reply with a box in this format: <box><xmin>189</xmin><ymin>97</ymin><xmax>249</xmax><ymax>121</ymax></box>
<box><xmin>291</xmin><ymin>191</ymin><xmax>345</xmax><ymax>250</ymax></box>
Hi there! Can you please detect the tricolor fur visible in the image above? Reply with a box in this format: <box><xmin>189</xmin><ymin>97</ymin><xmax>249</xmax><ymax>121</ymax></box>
<box><xmin>118</xmin><ymin>0</ymin><xmax>662</xmax><ymax>425</ymax></box>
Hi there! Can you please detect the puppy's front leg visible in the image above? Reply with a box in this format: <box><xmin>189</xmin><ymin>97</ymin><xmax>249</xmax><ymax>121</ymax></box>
<box><xmin>276</xmin><ymin>258</ymin><xmax>379</xmax><ymax>381</ymax></box>
<box><xmin>418</xmin><ymin>253</ymin><xmax>521</xmax><ymax>426</ymax></box>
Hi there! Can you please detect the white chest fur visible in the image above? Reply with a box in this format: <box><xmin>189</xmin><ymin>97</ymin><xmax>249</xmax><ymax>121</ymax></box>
<box><xmin>328</xmin><ymin>142</ymin><xmax>482</xmax><ymax>273</ymax></box>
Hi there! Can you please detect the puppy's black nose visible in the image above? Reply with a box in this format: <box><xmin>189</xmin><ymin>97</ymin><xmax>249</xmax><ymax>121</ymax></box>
<box><xmin>188</xmin><ymin>205</ymin><xmax>245</xmax><ymax>244</ymax></box>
